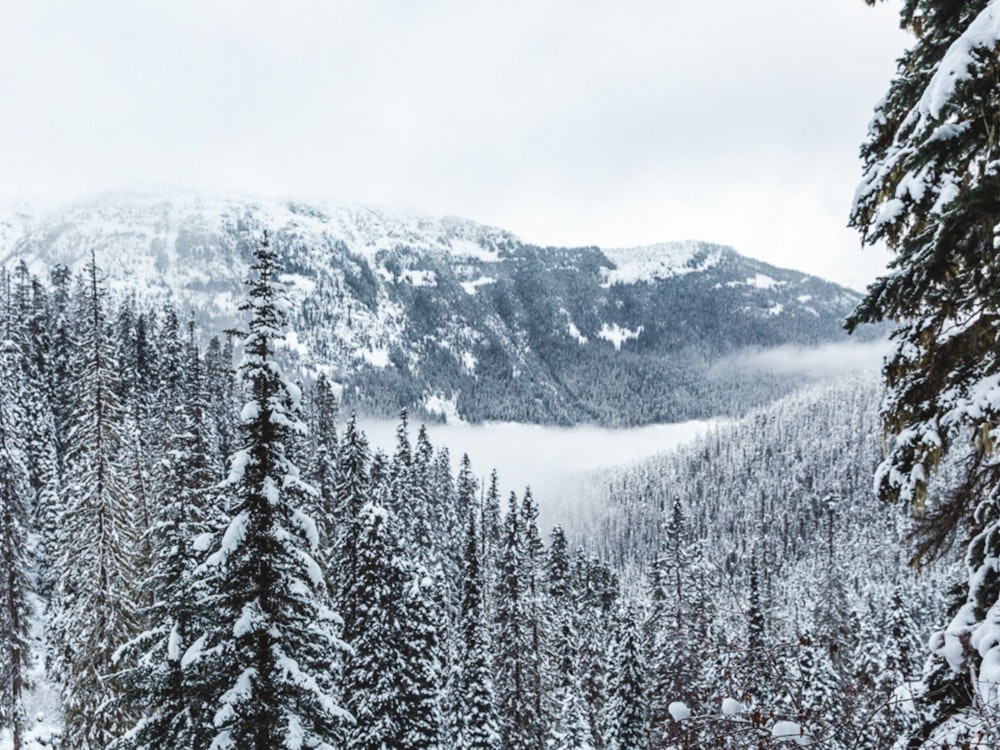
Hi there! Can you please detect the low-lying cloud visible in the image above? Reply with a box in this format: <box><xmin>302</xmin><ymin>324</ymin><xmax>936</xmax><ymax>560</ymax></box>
<box><xmin>720</xmin><ymin>338</ymin><xmax>890</xmax><ymax>379</ymax></box>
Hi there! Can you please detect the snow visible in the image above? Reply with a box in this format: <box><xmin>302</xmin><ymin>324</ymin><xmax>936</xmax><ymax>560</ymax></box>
<box><xmin>0</xmin><ymin>594</ymin><xmax>64</xmax><ymax>750</ymax></box>
<box><xmin>281</xmin><ymin>328</ymin><xmax>310</xmax><ymax>357</ymax></box>
<box><xmin>601</xmin><ymin>241</ymin><xmax>725</xmax><ymax>286</ymax></box>
<box><xmin>916</xmin><ymin>2</ymin><xmax>1000</xmax><ymax>125</ymax></box>
<box><xmin>204</xmin><ymin>511</ymin><xmax>250</xmax><ymax>568</ymax></box>
<box><xmin>597</xmin><ymin>323</ymin><xmax>643</xmax><ymax>351</ymax></box>
<box><xmin>771</xmin><ymin>720</ymin><xmax>811</xmax><ymax>745</ymax></box>
<box><xmin>461</xmin><ymin>351</ymin><xmax>477</xmax><ymax>374</ymax></box>
<box><xmin>460</xmin><ymin>276</ymin><xmax>496</xmax><ymax>295</ymax></box>
<box><xmin>668</xmin><ymin>701</ymin><xmax>691</xmax><ymax>721</ymax></box>
<box><xmin>424</xmin><ymin>393</ymin><xmax>466</xmax><ymax>425</ymax></box>
<box><xmin>746</xmin><ymin>273</ymin><xmax>782</xmax><ymax>289</ymax></box>
<box><xmin>565</xmin><ymin>314</ymin><xmax>588</xmax><ymax>344</ymax></box>
<box><xmin>721</xmin><ymin>697</ymin><xmax>742</xmax><ymax>715</ymax></box>
<box><xmin>448</xmin><ymin>238</ymin><xmax>500</xmax><ymax>262</ymax></box>
<box><xmin>359</xmin><ymin>347</ymin><xmax>390</xmax><ymax>368</ymax></box>
<box><xmin>402</xmin><ymin>269</ymin><xmax>437</xmax><ymax>287</ymax></box>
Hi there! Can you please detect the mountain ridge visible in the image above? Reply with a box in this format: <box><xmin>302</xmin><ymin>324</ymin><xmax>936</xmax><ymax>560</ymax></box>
<box><xmin>0</xmin><ymin>192</ymin><xmax>877</xmax><ymax>426</ymax></box>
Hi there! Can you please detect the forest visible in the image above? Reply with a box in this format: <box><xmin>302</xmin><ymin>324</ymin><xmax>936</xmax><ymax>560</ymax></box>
<box><xmin>0</xmin><ymin>235</ymin><xmax>967</xmax><ymax>749</ymax></box>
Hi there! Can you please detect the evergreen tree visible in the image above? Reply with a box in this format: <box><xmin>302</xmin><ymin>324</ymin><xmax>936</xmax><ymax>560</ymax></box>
<box><xmin>520</xmin><ymin>488</ymin><xmax>546</xmax><ymax>748</ymax></box>
<box><xmin>398</xmin><ymin>566</ymin><xmax>445</xmax><ymax>749</ymax></box>
<box><xmin>53</xmin><ymin>255</ymin><xmax>141</xmax><ymax>750</ymax></box>
<box><xmin>793</xmin><ymin>629</ymin><xmax>841</xmax><ymax>748</ymax></box>
<box><xmin>647</xmin><ymin>497</ymin><xmax>702</xmax><ymax>743</ymax></box>
<box><xmin>495</xmin><ymin>492</ymin><xmax>539</xmax><ymax>750</ymax></box>
<box><xmin>342</xmin><ymin>502</ymin><xmax>408</xmax><ymax>750</ymax></box>
<box><xmin>112</xmin><ymin>325</ymin><xmax>217</xmax><ymax>750</ymax></box>
<box><xmin>605</xmin><ymin>608</ymin><xmax>648</xmax><ymax>750</ymax></box>
<box><xmin>0</xmin><ymin>335</ymin><xmax>34</xmax><ymax>750</ymax></box>
<box><xmin>189</xmin><ymin>232</ymin><xmax>349</xmax><ymax>749</ymax></box>
<box><xmin>458</xmin><ymin>498</ymin><xmax>500</xmax><ymax>750</ymax></box>
<box><xmin>481</xmin><ymin>469</ymin><xmax>503</xmax><ymax>621</ymax></box>
<box><xmin>848</xmin><ymin>0</ymin><xmax>1000</xmax><ymax>731</ymax></box>
<box><xmin>331</xmin><ymin>414</ymin><xmax>370</xmax><ymax>609</ymax></box>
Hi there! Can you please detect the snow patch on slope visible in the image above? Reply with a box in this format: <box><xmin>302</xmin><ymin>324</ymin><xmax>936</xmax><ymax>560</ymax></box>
<box><xmin>601</xmin><ymin>241</ymin><xmax>725</xmax><ymax>286</ymax></box>
<box><xmin>598</xmin><ymin>323</ymin><xmax>643</xmax><ymax>351</ymax></box>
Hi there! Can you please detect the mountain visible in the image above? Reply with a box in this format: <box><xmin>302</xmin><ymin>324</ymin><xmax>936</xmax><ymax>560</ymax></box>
<box><xmin>0</xmin><ymin>192</ymin><xmax>878</xmax><ymax>425</ymax></box>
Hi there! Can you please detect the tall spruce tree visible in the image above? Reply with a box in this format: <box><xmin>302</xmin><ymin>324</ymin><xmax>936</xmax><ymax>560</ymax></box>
<box><xmin>495</xmin><ymin>492</ymin><xmax>539</xmax><ymax>750</ymax></box>
<box><xmin>189</xmin><ymin>232</ymin><xmax>349</xmax><ymax>749</ymax></box>
<box><xmin>849</xmin><ymin>0</ymin><xmax>1000</xmax><ymax>737</ymax></box>
<box><xmin>458</xmin><ymin>496</ymin><xmax>500</xmax><ymax>750</ymax></box>
<box><xmin>53</xmin><ymin>255</ymin><xmax>140</xmax><ymax>750</ymax></box>
<box><xmin>605</xmin><ymin>608</ymin><xmax>648</xmax><ymax>750</ymax></box>
<box><xmin>112</xmin><ymin>325</ymin><xmax>217</xmax><ymax>750</ymax></box>
<box><xmin>0</xmin><ymin>334</ymin><xmax>34</xmax><ymax>750</ymax></box>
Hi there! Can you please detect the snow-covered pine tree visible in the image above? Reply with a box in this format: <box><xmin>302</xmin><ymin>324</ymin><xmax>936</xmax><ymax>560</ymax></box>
<box><xmin>571</xmin><ymin>551</ymin><xmax>616</xmax><ymax>747</ymax></box>
<box><xmin>519</xmin><ymin>488</ymin><xmax>546</xmax><ymax>748</ymax></box>
<box><xmin>740</xmin><ymin>551</ymin><xmax>772</xmax><ymax>713</ymax></box>
<box><xmin>495</xmin><ymin>492</ymin><xmax>539</xmax><ymax>750</ymax></box>
<box><xmin>0</xmin><ymin>327</ymin><xmax>34</xmax><ymax>750</ymax></box>
<box><xmin>204</xmin><ymin>335</ymin><xmax>237</xmax><ymax>476</ymax></box>
<box><xmin>793</xmin><ymin>629</ymin><xmax>841</xmax><ymax>749</ymax></box>
<box><xmin>481</xmin><ymin>469</ymin><xmax>503</xmax><ymax>622</ymax></box>
<box><xmin>330</xmin><ymin>413</ymin><xmax>370</xmax><ymax>610</ymax></box>
<box><xmin>848</xmin><ymin>0</ymin><xmax>1000</xmax><ymax>736</ymax></box>
<box><xmin>457</xmin><ymin>494</ymin><xmax>500</xmax><ymax>750</ymax></box>
<box><xmin>303</xmin><ymin>374</ymin><xmax>339</xmax><ymax>565</ymax></box>
<box><xmin>545</xmin><ymin>525</ymin><xmax>574</xmax><ymax>729</ymax></box>
<box><xmin>111</xmin><ymin>321</ymin><xmax>218</xmax><ymax>750</ymax></box>
<box><xmin>545</xmin><ymin>548</ymin><xmax>592</xmax><ymax>750</ymax></box>
<box><xmin>53</xmin><ymin>255</ymin><xmax>141</xmax><ymax>750</ymax></box>
<box><xmin>189</xmin><ymin>232</ymin><xmax>349</xmax><ymax>749</ymax></box>
<box><xmin>647</xmin><ymin>497</ymin><xmax>703</xmax><ymax>742</ymax></box>
<box><xmin>398</xmin><ymin>565</ymin><xmax>445</xmax><ymax>749</ymax></box>
<box><xmin>342</xmin><ymin>502</ymin><xmax>408</xmax><ymax>750</ymax></box>
<box><xmin>604</xmin><ymin>607</ymin><xmax>648</xmax><ymax>750</ymax></box>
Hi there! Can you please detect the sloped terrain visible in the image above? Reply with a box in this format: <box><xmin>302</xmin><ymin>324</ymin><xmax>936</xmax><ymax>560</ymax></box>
<box><xmin>0</xmin><ymin>192</ymin><xmax>877</xmax><ymax>425</ymax></box>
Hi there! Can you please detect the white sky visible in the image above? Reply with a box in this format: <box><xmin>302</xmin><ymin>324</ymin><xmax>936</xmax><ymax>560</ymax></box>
<box><xmin>0</xmin><ymin>1</ymin><xmax>909</xmax><ymax>290</ymax></box>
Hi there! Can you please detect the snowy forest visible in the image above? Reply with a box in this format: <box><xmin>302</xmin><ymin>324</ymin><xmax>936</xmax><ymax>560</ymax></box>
<box><xmin>0</xmin><ymin>234</ymin><xmax>968</xmax><ymax>750</ymax></box>
<box><xmin>6</xmin><ymin>0</ymin><xmax>1000</xmax><ymax>748</ymax></box>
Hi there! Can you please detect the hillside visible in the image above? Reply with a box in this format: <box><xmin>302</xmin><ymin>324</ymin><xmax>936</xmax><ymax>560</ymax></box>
<box><xmin>0</xmin><ymin>192</ymin><xmax>877</xmax><ymax>425</ymax></box>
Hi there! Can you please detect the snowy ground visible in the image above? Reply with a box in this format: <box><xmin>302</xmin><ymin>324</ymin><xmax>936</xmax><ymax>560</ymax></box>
<box><xmin>0</xmin><ymin>594</ymin><xmax>62</xmax><ymax>749</ymax></box>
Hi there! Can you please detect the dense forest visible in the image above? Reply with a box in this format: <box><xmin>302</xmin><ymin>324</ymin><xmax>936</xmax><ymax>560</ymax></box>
<box><xmin>0</xmin><ymin>236</ymin><xmax>964</xmax><ymax>749</ymax></box>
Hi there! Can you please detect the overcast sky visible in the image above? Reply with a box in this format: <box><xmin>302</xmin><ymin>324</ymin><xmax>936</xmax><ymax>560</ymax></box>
<box><xmin>0</xmin><ymin>1</ymin><xmax>909</xmax><ymax>290</ymax></box>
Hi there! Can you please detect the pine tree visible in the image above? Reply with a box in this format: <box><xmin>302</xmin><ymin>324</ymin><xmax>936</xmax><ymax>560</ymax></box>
<box><xmin>520</xmin><ymin>488</ymin><xmax>546</xmax><ymax>748</ymax></box>
<box><xmin>303</xmin><ymin>374</ymin><xmax>339</xmax><ymax>539</ymax></box>
<box><xmin>605</xmin><ymin>608</ymin><xmax>648</xmax><ymax>750</ymax></box>
<box><xmin>794</xmin><ymin>629</ymin><xmax>841</xmax><ymax>748</ymax></box>
<box><xmin>848</xmin><ymin>0</ymin><xmax>1000</xmax><ymax>730</ymax></box>
<box><xmin>112</xmin><ymin>323</ymin><xmax>217</xmax><ymax>750</ymax></box>
<box><xmin>495</xmin><ymin>492</ymin><xmax>539</xmax><ymax>750</ymax></box>
<box><xmin>481</xmin><ymin>469</ymin><xmax>503</xmax><ymax>622</ymax></box>
<box><xmin>189</xmin><ymin>232</ymin><xmax>349</xmax><ymax>749</ymax></box>
<box><xmin>342</xmin><ymin>502</ymin><xmax>408</xmax><ymax>750</ymax></box>
<box><xmin>0</xmin><ymin>334</ymin><xmax>34</xmax><ymax>750</ymax></box>
<box><xmin>458</xmin><ymin>498</ymin><xmax>500</xmax><ymax>750</ymax></box>
<box><xmin>647</xmin><ymin>498</ymin><xmax>702</xmax><ymax>742</ymax></box>
<box><xmin>331</xmin><ymin>414</ymin><xmax>371</xmax><ymax>609</ymax></box>
<box><xmin>53</xmin><ymin>255</ymin><xmax>141</xmax><ymax>750</ymax></box>
<box><xmin>398</xmin><ymin>566</ymin><xmax>445</xmax><ymax>749</ymax></box>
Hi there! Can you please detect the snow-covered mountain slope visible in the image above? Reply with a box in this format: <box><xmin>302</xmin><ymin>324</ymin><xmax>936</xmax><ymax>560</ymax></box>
<box><xmin>0</xmin><ymin>192</ymin><xmax>878</xmax><ymax>425</ymax></box>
